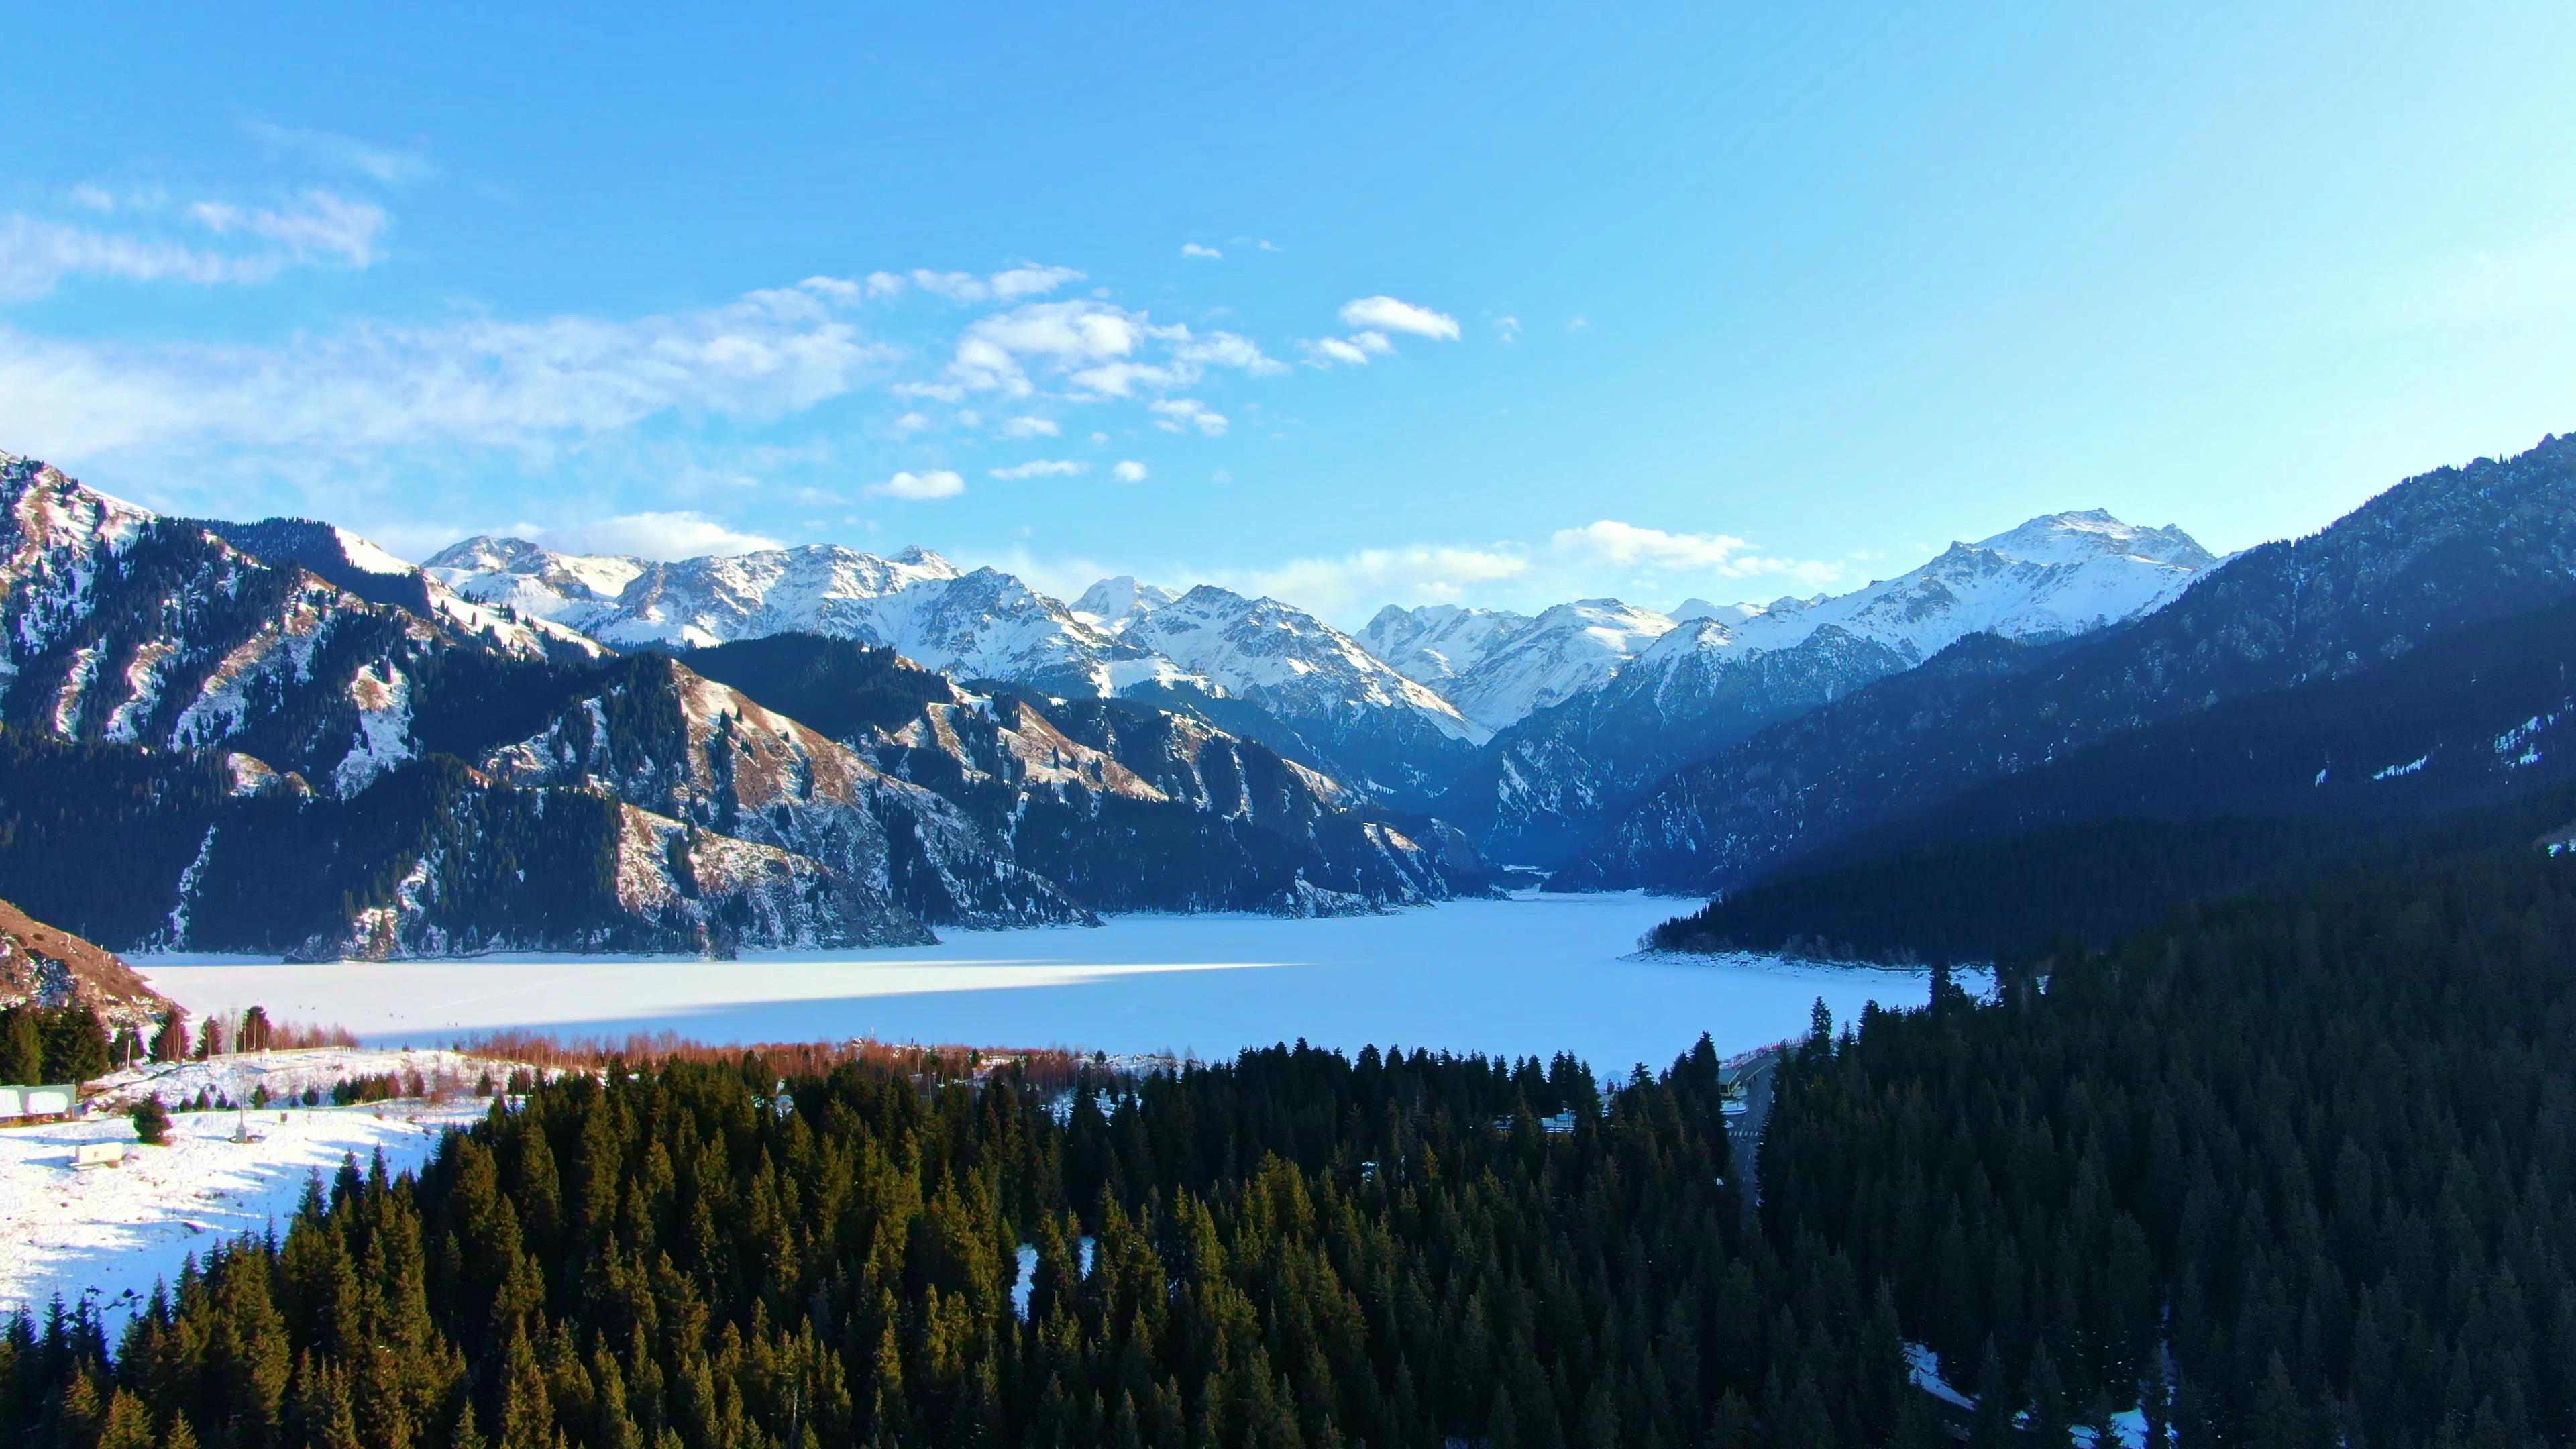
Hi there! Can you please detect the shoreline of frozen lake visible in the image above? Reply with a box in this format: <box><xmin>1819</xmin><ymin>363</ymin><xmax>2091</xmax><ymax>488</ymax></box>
<box><xmin>136</xmin><ymin>893</ymin><xmax>1939</xmax><ymax>1075</ymax></box>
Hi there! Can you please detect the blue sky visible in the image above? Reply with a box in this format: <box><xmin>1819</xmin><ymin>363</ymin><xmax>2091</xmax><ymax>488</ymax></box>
<box><xmin>7</xmin><ymin>3</ymin><xmax>2575</xmax><ymax>624</ymax></box>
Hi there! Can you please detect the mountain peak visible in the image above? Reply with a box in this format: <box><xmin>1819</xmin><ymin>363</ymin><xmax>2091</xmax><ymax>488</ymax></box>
<box><xmin>1073</xmin><ymin>575</ymin><xmax>1179</xmax><ymax>629</ymax></box>
<box><xmin>1971</xmin><ymin>510</ymin><xmax>2214</xmax><ymax>570</ymax></box>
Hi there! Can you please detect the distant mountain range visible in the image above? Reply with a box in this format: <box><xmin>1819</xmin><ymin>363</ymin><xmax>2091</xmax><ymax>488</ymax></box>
<box><xmin>19</xmin><ymin>431</ymin><xmax>2558</xmax><ymax>964</ymax></box>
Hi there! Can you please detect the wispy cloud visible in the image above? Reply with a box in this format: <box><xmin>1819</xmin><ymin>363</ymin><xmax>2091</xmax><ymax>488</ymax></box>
<box><xmin>1112</xmin><ymin>459</ymin><xmax>1149</xmax><ymax>483</ymax></box>
<box><xmin>1338</xmin><ymin>295</ymin><xmax>1460</xmax><ymax>341</ymax></box>
<box><xmin>871</xmin><ymin>264</ymin><xmax>1086</xmax><ymax>305</ymax></box>
<box><xmin>1552</xmin><ymin>519</ymin><xmax>1842</xmax><ymax>584</ymax></box>
<box><xmin>1000</xmin><ymin>415</ymin><xmax>1060</xmax><ymax>438</ymax></box>
<box><xmin>0</xmin><ymin>189</ymin><xmax>390</xmax><ymax>301</ymax></box>
<box><xmin>240</xmin><ymin>120</ymin><xmax>436</xmax><ymax>184</ymax></box>
<box><xmin>929</xmin><ymin>298</ymin><xmax>1283</xmax><ymax>401</ymax></box>
<box><xmin>0</xmin><ymin>276</ymin><xmax>890</xmax><ymax>459</ymax></box>
<box><xmin>1179</xmin><ymin>242</ymin><xmax>1223</xmax><ymax>260</ymax></box>
<box><xmin>990</xmin><ymin>458</ymin><xmax>1088</xmax><ymax>480</ymax></box>
<box><xmin>867</xmin><ymin>468</ymin><xmax>966</xmax><ymax>500</ymax></box>
<box><xmin>541</xmin><ymin>511</ymin><xmax>783</xmax><ymax>559</ymax></box>
<box><xmin>1149</xmin><ymin>398</ymin><xmax>1228</xmax><ymax>435</ymax></box>
<box><xmin>1220</xmin><ymin>543</ymin><xmax>1532</xmax><ymax>619</ymax></box>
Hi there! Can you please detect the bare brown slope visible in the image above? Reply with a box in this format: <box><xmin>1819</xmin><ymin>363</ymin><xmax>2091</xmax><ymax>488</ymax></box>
<box><xmin>0</xmin><ymin>896</ymin><xmax>170</xmax><ymax>1027</ymax></box>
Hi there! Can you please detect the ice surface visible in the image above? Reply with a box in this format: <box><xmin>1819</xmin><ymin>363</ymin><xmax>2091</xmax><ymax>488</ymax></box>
<box><xmin>136</xmin><ymin>894</ymin><xmax>1939</xmax><ymax>1074</ymax></box>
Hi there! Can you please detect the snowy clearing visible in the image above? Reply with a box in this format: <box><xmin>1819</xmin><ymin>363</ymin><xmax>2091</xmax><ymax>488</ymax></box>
<box><xmin>85</xmin><ymin>1046</ymin><xmax>502</xmax><ymax>1112</ymax></box>
<box><xmin>138</xmin><ymin>893</ymin><xmax>1943</xmax><ymax>1074</ymax></box>
<box><xmin>0</xmin><ymin>1097</ymin><xmax>488</xmax><ymax>1335</ymax></box>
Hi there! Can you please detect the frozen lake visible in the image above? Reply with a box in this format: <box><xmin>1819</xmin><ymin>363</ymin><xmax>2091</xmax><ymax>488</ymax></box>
<box><xmin>138</xmin><ymin>894</ymin><xmax>1935</xmax><ymax>1074</ymax></box>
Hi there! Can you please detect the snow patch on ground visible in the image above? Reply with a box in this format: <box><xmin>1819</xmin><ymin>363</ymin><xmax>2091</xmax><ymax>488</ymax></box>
<box><xmin>87</xmin><ymin>1047</ymin><xmax>504</xmax><ymax>1112</ymax></box>
<box><xmin>0</xmin><ymin>1098</ymin><xmax>487</xmax><ymax>1335</ymax></box>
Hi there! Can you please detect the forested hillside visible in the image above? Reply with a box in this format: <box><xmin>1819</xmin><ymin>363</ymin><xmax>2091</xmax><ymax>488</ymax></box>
<box><xmin>1650</xmin><ymin>592</ymin><xmax>2576</xmax><ymax>962</ymax></box>
<box><xmin>1762</xmin><ymin>844</ymin><xmax>2576</xmax><ymax>1447</ymax></box>
<box><xmin>0</xmin><ymin>1041</ymin><xmax>1929</xmax><ymax>1449</ymax></box>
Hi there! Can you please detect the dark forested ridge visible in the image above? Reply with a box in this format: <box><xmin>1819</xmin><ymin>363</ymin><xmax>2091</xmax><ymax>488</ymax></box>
<box><xmin>1762</xmin><ymin>845</ymin><xmax>2576</xmax><ymax>1448</ymax></box>
<box><xmin>1649</xmin><ymin>591</ymin><xmax>2576</xmax><ymax>963</ymax></box>
<box><xmin>1558</xmin><ymin>433</ymin><xmax>2576</xmax><ymax>896</ymax></box>
<box><xmin>0</xmin><ymin>1040</ymin><xmax>1937</xmax><ymax>1449</ymax></box>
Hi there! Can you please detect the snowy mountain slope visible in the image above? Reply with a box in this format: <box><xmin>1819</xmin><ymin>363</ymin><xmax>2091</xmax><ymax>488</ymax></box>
<box><xmin>1554</xmin><ymin>434</ymin><xmax>2576</xmax><ymax>894</ymax></box>
<box><xmin>204</xmin><ymin>517</ymin><xmax>604</xmax><ymax>662</ymax></box>
<box><xmin>1440</xmin><ymin>599</ymin><xmax>1676</xmax><ymax>730</ymax></box>
<box><xmin>1436</xmin><ymin>510</ymin><xmax>2216</xmax><ymax>865</ymax></box>
<box><xmin>1114</xmin><ymin>584</ymin><xmax>1489</xmax><ymax>804</ymax></box>
<box><xmin>0</xmin><ymin>455</ymin><xmax>596</xmax><ymax>794</ymax></box>
<box><xmin>1072</xmin><ymin>575</ymin><xmax>1178</xmax><ymax>630</ymax></box>
<box><xmin>478</xmin><ymin>653</ymin><xmax>1087</xmax><ymax>932</ymax></box>
<box><xmin>679</xmin><ymin>634</ymin><xmax>1499</xmax><ymax>914</ymax></box>
<box><xmin>1359</xmin><ymin>604</ymin><xmax>1535</xmax><ymax>696</ymax></box>
<box><xmin>1695</xmin><ymin>508</ymin><xmax>2212</xmax><ymax>662</ymax></box>
<box><xmin>429</xmin><ymin>537</ymin><xmax>1195</xmax><ymax>697</ymax></box>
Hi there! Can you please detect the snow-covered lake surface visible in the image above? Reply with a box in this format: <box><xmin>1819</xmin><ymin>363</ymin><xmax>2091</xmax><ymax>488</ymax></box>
<box><xmin>138</xmin><ymin>894</ymin><xmax>1936</xmax><ymax>1073</ymax></box>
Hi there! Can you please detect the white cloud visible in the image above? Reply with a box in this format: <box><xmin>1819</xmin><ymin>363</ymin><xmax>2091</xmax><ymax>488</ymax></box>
<box><xmin>1001</xmin><ymin>415</ymin><xmax>1060</xmax><ymax>438</ymax></box>
<box><xmin>892</xmin><ymin>411</ymin><xmax>933</xmax><ymax>435</ymax></box>
<box><xmin>1494</xmin><ymin>315</ymin><xmax>1522</xmax><ymax>343</ymax></box>
<box><xmin>937</xmin><ymin>301</ymin><xmax>1283</xmax><ymax>399</ymax></box>
<box><xmin>867</xmin><ymin>468</ymin><xmax>967</xmax><ymax>500</ymax></box>
<box><xmin>1149</xmin><ymin>398</ymin><xmax>1228</xmax><ymax>435</ymax></box>
<box><xmin>897</xmin><ymin>264</ymin><xmax>1086</xmax><ymax>305</ymax></box>
<box><xmin>1112</xmin><ymin>459</ymin><xmax>1149</xmax><ymax>483</ymax></box>
<box><xmin>241</xmin><ymin>120</ymin><xmax>435</xmax><ymax>184</ymax></box>
<box><xmin>1567</xmin><ymin>315</ymin><xmax>1591</xmax><ymax>332</ymax></box>
<box><xmin>1179</xmin><ymin>242</ymin><xmax>1223</xmax><ymax>260</ymax></box>
<box><xmin>1170</xmin><ymin>328</ymin><xmax>1287</xmax><ymax>374</ymax></box>
<box><xmin>1552</xmin><ymin>519</ymin><xmax>1841</xmax><ymax>584</ymax></box>
<box><xmin>1067</xmin><ymin>360</ymin><xmax>1192</xmax><ymax>398</ymax></box>
<box><xmin>1338</xmin><ymin>295</ymin><xmax>1460</xmax><ymax>341</ymax></box>
<box><xmin>0</xmin><ymin>189</ymin><xmax>390</xmax><ymax>301</ymax></box>
<box><xmin>0</xmin><ymin>275</ymin><xmax>892</xmax><ymax>459</ymax></box>
<box><xmin>1222</xmin><ymin>543</ymin><xmax>1532</xmax><ymax>621</ymax></box>
<box><xmin>990</xmin><ymin>458</ymin><xmax>1089</xmax><ymax>480</ymax></box>
<box><xmin>1303</xmin><ymin>336</ymin><xmax>1374</xmax><ymax>368</ymax></box>
<box><xmin>543</xmin><ymin>511</ymin><xmax>782</xmax><ymax>559</ymax></box>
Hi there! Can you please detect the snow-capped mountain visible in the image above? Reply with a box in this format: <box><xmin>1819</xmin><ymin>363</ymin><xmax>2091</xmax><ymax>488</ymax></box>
<box><xmin>1555</xmin><ymin>435</ymin><xmax>2576</xmax><ymax>895</ymax></box>
<box><xmin>0</xmin><ymin>456</ymin><xmax>588</xmax><ymax>796</ymax></box>
<box><xmin>1072</xmin><ymin>575</ymin><xmax>1179</xmax><ymax>631</ymax></box>
<box><xmin>1436</xmin><ymin>510</ymin><xmax>2217</xmax><ymax>865</ymax></box>
<box><xmin>1359</xmin><ymin>604</ymin><xmax>1534</xmax><ymax>694</ymax></box>
<box><xmin>427</xmin><ymin>538</ymin><xmax>1193</xmax><ymax>698</ymax></box>
<box><xmin>678</xmin><ymin>633</ymin><xmax>1495</xmax><ymax>915</ymax></box>
<box><xmin>1367</xmin><ymin>598</ymin><xmax>1678</xmax><ymax>730</ymax></box>
<box><xmin>1112</xmin><ymin>584</ymin><xmax>1489</xmax><ymax>804</ymax></box>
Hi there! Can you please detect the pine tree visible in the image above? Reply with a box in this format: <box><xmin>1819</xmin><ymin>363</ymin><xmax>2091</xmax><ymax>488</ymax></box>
<box><xmin>132</xmin><ymin>1095</ymin><xmax>170</xmax><ymax>1146</ymax></box>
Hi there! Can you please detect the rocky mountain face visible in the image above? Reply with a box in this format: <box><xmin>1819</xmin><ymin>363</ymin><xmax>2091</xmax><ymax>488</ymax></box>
<box><xmin>1556</xmin><ymin>434</ymin><xmax>2576</xmax><ymax>894</ymax></box>
<box><xmin>682</xmin><ymin>634</ymin><xmax>1499</xmax><ymax>916</ymax></box>
<box><xmin>0</xmin><ymin>455</ymin><xmax>1495</xmax><ymax>957</ymax></box>
<box><xmin>0</xmin><ymin>455</ymin><xmax>584</xmax><ymax>798</ymax></box>
<box><xmin>1439</xmin><ymin>509</ymin><xmax>2215</xmax><ymax>866</ymax></box>
<box><xmin>1111</xmin><ymin>584</ymin><xmax>1490</xmax><ymax>806</ymax></box>
<box><xmin>429</xmin><ymin>541</ymin><xmax>1500</xmax><ymax>809</ymax></box>
<box><xmin>427</xmin><ymin>537</ymin><xmax>1195</xmax><ymax>698</ymax></box>
<box><xmin>0</xmin><ymin>896</ymin><xmax>170</xmax><ymax>1030</ymax></box>
<box><xmin>1364</xmin><ymin>599</ymin><xmax>1678</xmax><ymax>731</ymax></box>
